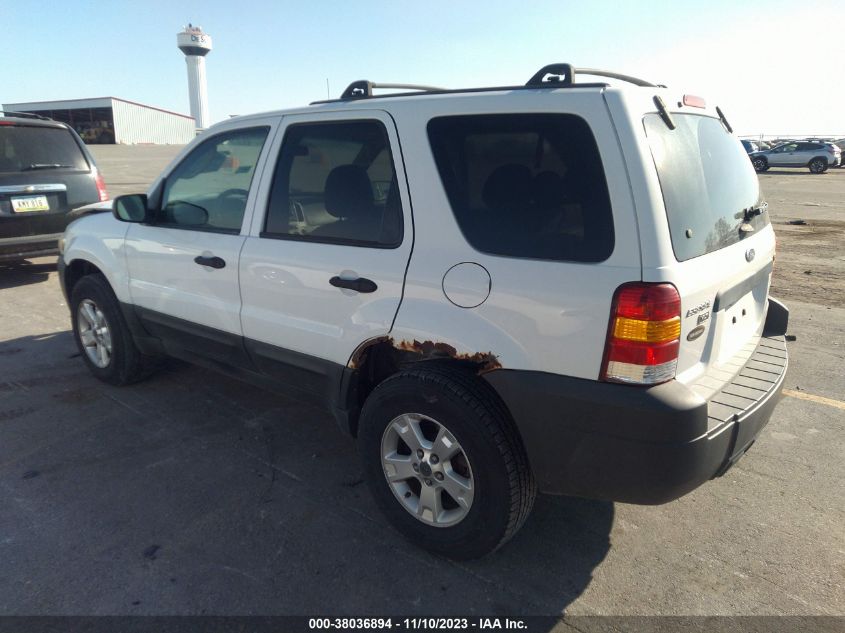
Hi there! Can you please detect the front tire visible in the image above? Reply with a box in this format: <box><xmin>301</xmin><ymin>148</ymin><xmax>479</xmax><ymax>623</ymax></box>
<box><xmin>809</xmin><ymin>157</ymin><xmax>827</xmax><ymax>173</ymax></box>
<box><xmin>358</xmin><ymin>365</ymin><xmax>535</xmax><ymax>559</ymax></box>
<box><xmin>70</xmin><ymin>274</ymin><xmax>156</xmax><ymax>385</ymax></box>
<box><xmin>752</xmin><ymin>157</ymin><xmax>768</xmax><ymax>172</ymax></box>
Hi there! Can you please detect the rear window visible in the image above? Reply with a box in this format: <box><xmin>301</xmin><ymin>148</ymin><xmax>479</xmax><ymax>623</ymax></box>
<box><xmin>264</xmin><ymin>119</ymin><xmax>402</xmax><ymax>247</ymax></box>
<box><xmin>427</xmin><ymin>114</ymin><xmax>614</xmax><ymax>262</ymax></box>
<box><xmin>644</xmin><ymin>113</ymin><xmax>769</xmax><ymax>262</ymax></box>
<box><xmin>0</xmin><ymin>124</ymin><xmax>89</xmax><ymax>173</ymax></box>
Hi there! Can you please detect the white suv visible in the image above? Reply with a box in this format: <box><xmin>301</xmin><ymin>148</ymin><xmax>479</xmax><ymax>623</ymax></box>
<box><xmin>58</xmin><ymin>64</ymin><xmax>789</xmax><ymax>559</ymax></box>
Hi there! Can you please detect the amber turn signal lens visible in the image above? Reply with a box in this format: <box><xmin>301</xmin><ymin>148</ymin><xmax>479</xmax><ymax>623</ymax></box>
<box><xmin>612</xmin><ymin>316</ymin><xmax>681</xmax><ymax>343</ymax></box>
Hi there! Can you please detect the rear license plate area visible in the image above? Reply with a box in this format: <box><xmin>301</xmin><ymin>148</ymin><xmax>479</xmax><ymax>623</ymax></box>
<box><xmin>11</xmin><ymin>195</ymin><xmax>50</xmax><ymax>213</ymax></box>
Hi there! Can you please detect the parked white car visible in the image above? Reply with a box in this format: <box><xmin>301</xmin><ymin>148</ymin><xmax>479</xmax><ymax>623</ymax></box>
<box><xmin>59</xmin><ymin>64</ymin><xmax>789</xmax><ymax>559</ymax></box>
<box><xmin>750</xmin><ymin>140</ymin><xmax>841</xmax><ymax>173</ymax></box>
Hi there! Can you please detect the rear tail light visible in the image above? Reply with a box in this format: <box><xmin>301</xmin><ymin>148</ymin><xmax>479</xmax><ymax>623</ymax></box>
<box><xmin>601</xmin><ymin>283</ymin><xmax>681</xmax><ymax>385</ymax></box>
<box><xmin>94</xmin><ymin>171</ymin><xmax>109</xmax><ymax>202</ymax></box>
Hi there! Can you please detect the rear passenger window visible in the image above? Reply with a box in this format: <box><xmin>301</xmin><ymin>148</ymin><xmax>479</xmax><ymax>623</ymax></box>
<box><xmin>263</xmin><ymin>120</ymin><xmax>402</xmax><ymax>247</ymax></box>
<box><xmin>427</xmin><ymin>114</ymin><xmax>614</xmax><ymax>262</ymax></box>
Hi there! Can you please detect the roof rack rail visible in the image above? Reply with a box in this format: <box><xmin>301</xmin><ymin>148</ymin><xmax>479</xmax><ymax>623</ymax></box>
<box><xmin>526</xmin><ymin>64</ymin><xmax>658</xmax><ymax>88</ymax></box>
<box><xmin>0</xmin><ymin>110</ymin><xmax>52</xmax><ymax>121</ymax></box>
<box><xmin>312</xmin><ymin>64</ymin><xmax>657</xmax><ymax>106</ymax></box>
<box><xmin>340</xmin><ymin>81</ymin><xmax>446</xmax><ymax>100</ymax></box>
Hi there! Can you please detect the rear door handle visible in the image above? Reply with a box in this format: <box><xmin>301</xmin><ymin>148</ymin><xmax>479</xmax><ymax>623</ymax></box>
<box><xmin>194</xmin><ymin>255</ymin><xmax>226</xmax><ymax>269</ymax></box>
<box><xmin>329</xmin><ymin>276</ymin><xmax>378</xmax><ymax>293</ymax></box>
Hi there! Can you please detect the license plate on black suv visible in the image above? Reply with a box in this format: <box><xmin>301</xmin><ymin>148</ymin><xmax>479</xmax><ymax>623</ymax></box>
<box><xmin>11</xmin><ymin>195</ymin><xmax>50</xmax><ymax>212</ymax></box>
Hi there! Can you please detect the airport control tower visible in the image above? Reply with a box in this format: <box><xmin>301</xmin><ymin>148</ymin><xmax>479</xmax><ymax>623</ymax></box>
<box><xmin>176</xmin><ymin>24</ymin><xmax>212</xmax><ymax>129</ymax></box>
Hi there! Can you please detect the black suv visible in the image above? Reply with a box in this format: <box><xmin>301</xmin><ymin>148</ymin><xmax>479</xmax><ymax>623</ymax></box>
<box><xmin>0</xmin><ymin>112</ymin><xmax>107</xmax><ymax>262</ymax></box>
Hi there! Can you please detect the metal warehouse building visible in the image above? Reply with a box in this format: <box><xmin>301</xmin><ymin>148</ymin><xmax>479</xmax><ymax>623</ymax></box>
<box><xmin>2</xmin><ymin>97</ymin><xmax>196</xmax><ymax>145</ymax></box>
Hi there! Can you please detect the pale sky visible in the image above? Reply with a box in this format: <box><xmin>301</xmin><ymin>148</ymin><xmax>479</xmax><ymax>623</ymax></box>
<box><xmin>2</xmin><ymin>0</ymin><xmax>843</xmax><ymax>137</ymax></box>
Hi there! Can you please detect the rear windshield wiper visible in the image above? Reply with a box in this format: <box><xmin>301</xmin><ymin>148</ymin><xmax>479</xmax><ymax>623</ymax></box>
<box><xmin>22</xmin><ymin>163</ymin><xmax>75</xmax><ymax>171</ymax></box>
<box><xmin>738</xmin><ymin>202</ymin><xmax>768</xmax><ymax>233</ymax></box>
<box><xmin>745</xmin><ymin>201</ymin><xmax>767</xmax><ymax>220</ymax></box>
<box><xmin>653</xmin><ymin>95</ymin><xmax>676</xmax><ymax>130</ymax></box>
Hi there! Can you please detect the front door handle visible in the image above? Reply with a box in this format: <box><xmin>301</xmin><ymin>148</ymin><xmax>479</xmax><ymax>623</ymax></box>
<box><xmin>329</xmin><ymin>276</ymin><xmax>378</xmax><ymax>293</ymax></box>
<box><xmin>194</xmin><ymin>255</ymin><xmax>226</xmax><ymax>269</ymax></box>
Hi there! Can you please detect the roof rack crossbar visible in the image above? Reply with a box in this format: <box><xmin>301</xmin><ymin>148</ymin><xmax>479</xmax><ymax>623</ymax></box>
<box><xmin>0</xmin><ymin>110</ymin><xmax>51</xmax><ymax>121</ymax></box>
<box><xmin>340</xmin><ymin>81</ymin><xmax>446</xmax><ymax>100</ymax></box>
<box><xmin>526</xmin><ymin>64</ymin><xmax>657</xmax><ymax>88</ymax></box>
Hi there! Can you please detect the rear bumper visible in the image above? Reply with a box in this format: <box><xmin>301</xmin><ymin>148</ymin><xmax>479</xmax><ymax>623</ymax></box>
<box><xmin>485</xmin><ymin>299</ymin><xmax>789</xmax><ymax>504</ymax></box>
<box><xmin>0</xmin><ymin>233</ymin><xmax>62</xmax><ymax>262</ymax></box>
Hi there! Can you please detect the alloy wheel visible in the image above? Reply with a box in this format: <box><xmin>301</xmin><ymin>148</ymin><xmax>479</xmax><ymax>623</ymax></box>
<box><xmin>77</xmin><ymin>299</ymin><xmax>112</xmax><ymax>368</ymax></box>
<box><xmin>380</xmin><ymin>413</ymin><xmax>474</xmax><ymax>527</ymax></box>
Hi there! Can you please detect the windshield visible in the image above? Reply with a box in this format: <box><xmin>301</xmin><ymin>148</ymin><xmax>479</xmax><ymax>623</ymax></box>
<box><xmin>643</xmin><ymin>113</ymin><xmax>768</xmax><ymax>262</ymax></box>
<box><xmin>0</xmin><ymin>124</ymin><xmax>89</xmax><ymax>173</ymax></box>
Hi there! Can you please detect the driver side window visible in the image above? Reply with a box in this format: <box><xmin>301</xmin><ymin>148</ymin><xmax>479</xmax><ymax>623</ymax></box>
<box><xmin>159</xmin><ymin>126</ymin><xmax>270</xmax><ymax>233</ymax></box>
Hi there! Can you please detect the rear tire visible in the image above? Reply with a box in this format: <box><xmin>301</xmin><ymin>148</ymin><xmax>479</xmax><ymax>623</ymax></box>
<box><xmin>358</xmin><ymin>365</ymin><xmax>536</xmax><ymax>559</ymax></box>
<box><xmin>70</xmin><ymin>274</ymin><xmax>157</xmax><ymax>385</ymax></box>
<box><xmin>809</xmin><ymin>157</ymin><xmax>827</xmax><ymax>173</ymax></box>
<box><xmin>752</xmin><ymin>157</ymin><xmax>768</xmax><ymax>172</ymax></box>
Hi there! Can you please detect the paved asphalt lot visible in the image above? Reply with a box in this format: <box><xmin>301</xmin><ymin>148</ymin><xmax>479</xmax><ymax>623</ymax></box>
<box><xmin>0</xmin><ymin>147</ymin><xmax>843</xmax><ymax>617</ymax></box>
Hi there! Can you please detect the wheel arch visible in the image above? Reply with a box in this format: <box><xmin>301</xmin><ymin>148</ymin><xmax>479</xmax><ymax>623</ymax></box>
<box><xmin>339</xmin><ymin>300</ymin><xmax>532</xmax><ymax>435</ymax></box>
<box><xmin>342</xmin><ymin>339</ymin><xmax>502</xmax><ymax>437</ymax></box>
<box><xmin>61</xmin><ymin>212</ymin><xmax>131</xmax><ymax>305</ymax></box>
<box><xmin>342</xmin><ymin>326</ymin><xmax>527</xmax><ymax>439</ymax></box>
<box><xmin>63</xmin><ymin>258</ymin><xmax>105</xmax><ymax>301</ymax></box>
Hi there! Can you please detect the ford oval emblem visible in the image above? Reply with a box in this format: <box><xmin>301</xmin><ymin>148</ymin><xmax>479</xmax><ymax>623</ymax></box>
<box><xmin>687</xmin><ymin>325</ymin><xmax>706</xmax><ymax>341</ymax></box>
<box><xmin>745</xmin><ymin>248</ymin><xmax>756</xmax><ymax>262</ymax></box>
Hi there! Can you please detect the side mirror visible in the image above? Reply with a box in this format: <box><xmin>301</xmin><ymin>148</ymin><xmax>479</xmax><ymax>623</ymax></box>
<box><xmin>112</xmin><ymin>194</ymin><xmax>150</xmax><ymax>223</ymax></box>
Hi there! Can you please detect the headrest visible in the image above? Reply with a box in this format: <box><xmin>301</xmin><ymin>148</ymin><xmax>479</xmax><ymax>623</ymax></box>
<box><xmin>324</xmin><ymin>164</ymin><xmax>374</xmax><ymax>219</ymax></box>
<box><xmin>481</xmin><ymin>164</ymin><xmax>532</xmax><ymax>213</ymax></box>
<box><xmin>532</xmin><ymin>170</ymin><xmax>565</xmax><ymax>208</ymax></box>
